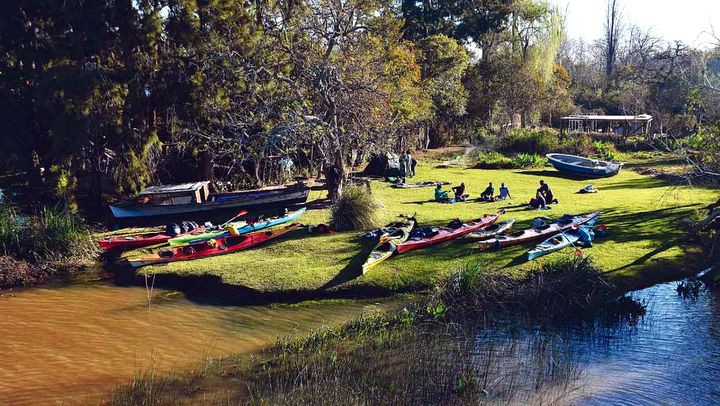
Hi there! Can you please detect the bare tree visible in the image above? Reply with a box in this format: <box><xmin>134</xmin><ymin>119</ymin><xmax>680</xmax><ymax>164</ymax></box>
<box><xmin>604</xmin><ymin>0</ymin><xmax>622</xmax><ymax>77</ymax></box>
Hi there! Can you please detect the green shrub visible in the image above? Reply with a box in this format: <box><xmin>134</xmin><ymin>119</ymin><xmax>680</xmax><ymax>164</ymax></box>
<box><xmin>558</xmin><ymin>135</ymin><xmax>595</xmax><ymax>156</ymax></box>
<box><xmin>499</xmin><ymin>128</ymin><xmax>560</xmax><ymax>155</ymax></box>
<box><xmin>0</xmin><ymin>201</ymin><xmax>95</xmax><ymax>262</ymax></box>
<box><xmin>330</xmin><ymin>185</ymin><xmax>382</xmax><ymax>231</ymax></box>
<box><xmin>510</xmin><ymin>153</ymin><xmax>545</xmax><ymax>168</ymax></box>
<box><xmin>592</xmin><ymin>140</ymin><xmax>619</xmax><ymax>161</ymax></box>
<box><xmin>0</xmin><ymin>200</ymin><xmax>21</xmax><ymax>257</ymax></box>
<box><xmin>474</xmin><ymin>151</ymin><xmax>513</xmax><ymax>169</ymax></box>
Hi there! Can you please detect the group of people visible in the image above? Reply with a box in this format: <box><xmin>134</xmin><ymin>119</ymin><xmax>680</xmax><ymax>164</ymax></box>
<box><xmin>400</xmin><ymin>150</ymin><xmax>414</xmax><ymax>181</ymax></box>
<box><xmin>434</xmin><ymin>181</ymin><xmax>511</xmax><ymax>203</ymax></box>
<box><xmin>398</xmin><ymin>149</ymin><xmax>557</xmax><ymax>209</ymax></box>
<box><xmin>433</xmin><ymin>179</ymin><xmax>557</xmax><ymax>209</ymax></box>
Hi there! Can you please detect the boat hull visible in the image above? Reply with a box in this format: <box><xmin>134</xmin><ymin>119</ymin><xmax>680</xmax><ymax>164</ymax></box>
<box><xmin>396</xmin><ymin>211</ymin><xmax>503</xmax><ymax>254</ymax></box>
<box><xmin>168</xmin><ymin>207</ymin><xmax>306</xmax><ymax>246</ymax></box>
<box><xmin>97</xmin><ymin>226</ymin><xmax>207</xmax><ymax>250</ymax></box>
<box><xmin>466</xmin><ymin>220</ymin><xmax>515</xmax><ymax>240</ymax></box>
<box><xmin>527</xmin><ymin>233</ymin><xmax>580</xmax><ymax>260</ymax></box>
<box><xmin>361</xmin><ymin>218</ymin><xmax>416</xmax><ymax>273</ymax></box>
<box><xmin>129</xmin><ymin>224</ymin><xmax>300</xmax><ymax>267</ymax></box>
<box><xmin>478</xmin><ymin>212</ymin><xmax>599</xmax><ymax>250</ymax></box>
<box><xmin>546</xmin><ymin>153</ymin><xmax>622</xmax><ymax>177</ymax></box>
<box><xmin>527</xmin><ymin>216</ymin><xmax>599</xmax><ymax>260</ymax></box>
<box><xmin>110</xmin><ymin>187</ymin><xmax>309</xmax><ymax>219</ymax></box>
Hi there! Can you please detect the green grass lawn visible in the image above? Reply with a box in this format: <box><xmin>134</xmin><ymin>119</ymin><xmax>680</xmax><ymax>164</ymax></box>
<box><xmin>123</xmin><ymin>156</ymin><xmax>717</xmax><ymax>294</ymax></box>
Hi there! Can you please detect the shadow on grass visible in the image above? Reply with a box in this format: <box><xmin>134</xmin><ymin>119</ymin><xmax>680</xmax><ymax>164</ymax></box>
<box><xmin>597</xmin><ymin>204</ymin><xmax>700</xmax><ymax>244</ymax></box>
<box><xmin>517</xmin><ymin>169</ymin><xmax>599</xmax><ymax>181</ymax></box>
<box><xmin>598</xmin><ymin>177</ymin><xmax>669</xmax><ymax>191</ymax></box>
<box><xmin>306</xmin><ymin>197</ymin><xmax>331</xmax><ymax>210</ymax></box>
<box><xmin>404</xmin><ymin>200</ymin><xmax>434</xmax><ymax>205</ymax></box>
<box><xmin>319</xmin><ymin>242</ymin><xmax>375</xmax><ymax>290</ymax></box>
<box><xmin>624</xmin><ymin>158</ymin><xmax>685</xmax><ymax>169</ymax></box>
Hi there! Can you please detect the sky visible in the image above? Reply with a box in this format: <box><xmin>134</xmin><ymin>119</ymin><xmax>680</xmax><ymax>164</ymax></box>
<box><xmin>549</xmin><ymin>0</ymin><xmax>720</xmax><ymax>47</ymax></box>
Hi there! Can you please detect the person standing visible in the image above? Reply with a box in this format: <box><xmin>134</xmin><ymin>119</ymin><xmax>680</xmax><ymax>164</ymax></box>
<box><xmin>400</xmin><ymin>149</ymin><xmax>414</xmax><ymax>181</ymax></box>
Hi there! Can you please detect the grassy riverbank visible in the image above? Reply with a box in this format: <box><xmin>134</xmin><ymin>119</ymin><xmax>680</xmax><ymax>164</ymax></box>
<box><xmin>0</xmin><ymin>205</ymin><xmax>97</xmax><ymax>290</ymax></box>
<box><xmin>121</xmin><ymin>152</ymin><xmax>715</xmax><ymax>294</ymax></box>
<box><xmin>109</xmin><ymin>258</ymin><xmax>637</xmax><ymax>404</ymax></box>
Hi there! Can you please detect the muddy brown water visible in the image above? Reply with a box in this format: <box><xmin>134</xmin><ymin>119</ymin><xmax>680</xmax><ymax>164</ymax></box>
<box><xmin>0</xmin><ymin>281</ymin><xmax>397</xmax><ymax>405</ymax></box>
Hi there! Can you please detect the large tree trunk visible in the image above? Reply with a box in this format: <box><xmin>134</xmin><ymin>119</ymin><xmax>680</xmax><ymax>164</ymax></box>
<box><xmin>324</xmin><ymin>163</ymin><xmax>344</xmax><ymax>202</ymax></box>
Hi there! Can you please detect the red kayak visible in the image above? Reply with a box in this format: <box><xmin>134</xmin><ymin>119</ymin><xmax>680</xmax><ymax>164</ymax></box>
<box><xmin>129</xmin><ymin>223</ymin><xmax>300</xmax><ymax>267</ymax></box>
<box><xmin>396</xmin><ymin>210</ymin><xmax>504</xmax><ymax>254</ymax></box>
<box><xmin>98</xmin><ymin>210</ymin><xmax>249</xmax><ymax>250</ymax></box>
<box><xmin>98</xmin><ymin>226</ymin><xmax>206</xmax><ymax>250</ymax></box>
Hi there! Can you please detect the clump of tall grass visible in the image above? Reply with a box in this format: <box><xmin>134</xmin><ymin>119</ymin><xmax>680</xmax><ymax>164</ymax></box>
<box><xmin>330</xmin><ymin>185</ymin><xmax>383</xmax><ymax>231</ymax></box>
<box><xmin>0</xmin><ymin>200</ymin><xmax>96</xmax><ymax>263</ymax></box>
<box><xmin>442</xmin><ymin>256</ymin><xmax>644</xmax><ymax>320</ymax></box>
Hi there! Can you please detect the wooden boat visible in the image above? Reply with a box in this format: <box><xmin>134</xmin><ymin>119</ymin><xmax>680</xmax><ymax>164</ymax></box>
<box><xmin>129</xmin><ymin>224</ymin><xmax>301</xmax><ymax>267</ymax></box>
<box><xmin>168</xmin><ymin>207</ymin><xmax>306</xmax><ymax>246</ymax></box>
<box><xmin>546</xmin><ymin>153</ymin><xmax>623</xmax><ymax>177</ymax></box>
<box><xmin>361</xmin><ymin>217</ymin><xmax>416</xmax><ymax>273</ymax></box>
<box><xmin>477</xmin><ymin>211</ymin><xmax>599</xmax><ymax>250</ymax></box>
<box><xmin>391</xmin><ymin>181</ymin><xmax>451</xmax><ymax>189</ymax></box>
<box><xmin>109</xmin><ymin>181</ymin><xmax>309</xmax><ymax>219</ymax></box>
<box><xmin>527</xmin><ymin>217</ymin><xmax>598</xmax><ymax>260</ymax></box>
<box><xmin>396</xmin><ymin>210</ymin><xmax>503</xmax><ymax>254</ymax></box>
<box><xmin>466</xmin><ymin>220</ymin><xmax>515</xmax><ymax>240</ymax></box>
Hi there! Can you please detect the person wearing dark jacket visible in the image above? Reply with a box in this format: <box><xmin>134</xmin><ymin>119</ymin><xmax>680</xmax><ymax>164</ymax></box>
<box><xmin>538</xmin><ymin>180</ymin><xmax>558</xmax><ymax>204</ymax></box>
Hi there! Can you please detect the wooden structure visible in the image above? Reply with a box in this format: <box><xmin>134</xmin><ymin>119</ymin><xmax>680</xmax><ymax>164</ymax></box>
<box><xmin>561</xmin><ymin>114</ymin><xmax>653</xmax><ymax>137</ymax></box>
<box><xmin>139</xmin><ymin>181</ymin><xmax>211</xmax><ymax>206</ymax></box>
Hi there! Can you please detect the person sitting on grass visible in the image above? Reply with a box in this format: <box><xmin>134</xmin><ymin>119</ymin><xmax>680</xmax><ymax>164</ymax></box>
<box><xmin>529</xmin><ymin>189</ymin><xmax>547</xmax><ymax>209</ymax></box>
<box><xmin>451</xmin><ymin>182</ymin><xmax>469</xmax><ymax>202</ymax></box>
<box><xmin>479</xmin><ymin>182</ymin><xmax>495</xmax><ymax>201</ymax></box>
<box><xmin>435</xmin><ymin>184</ymin><xmax>451</xmax><ymax>203</ymax></box>
<box><xmin>497</xmin><ymin>182</ymin><xmax>511</xmax><ymax>200</ymax></box>
<box><xmin>538</xmin><ymin>180</ymin><xmax>558</xmax><ymax>204</ymax></box>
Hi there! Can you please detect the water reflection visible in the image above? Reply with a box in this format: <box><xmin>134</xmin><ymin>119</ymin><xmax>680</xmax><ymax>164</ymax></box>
<box><xmin>0</xmin><ymin>281</ymin><xmax>395</xmax><ymax>405</ymax></box>
<box><xmin>472</xmin><ymin>283</ymin><xmax>720</xmax><ymax>404</ymax></box>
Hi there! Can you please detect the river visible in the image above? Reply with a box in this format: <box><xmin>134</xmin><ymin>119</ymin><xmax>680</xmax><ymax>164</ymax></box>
<box><xmin>0</xmin><ymin>280</ymin><xmax>396</xmax><ymax>405</ymax></box>
<box><xmin>2</xmin><ymin>278</ymin><xmax>720</xmax><ymax>404</ymax></box>
<box><xmin>472</xmin><ymin>281</ymin><xmax>720</xmax><ymax>404</ymax></box>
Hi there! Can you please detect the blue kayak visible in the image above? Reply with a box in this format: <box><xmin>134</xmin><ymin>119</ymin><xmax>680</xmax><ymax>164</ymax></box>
<box><xmin>527</xmin><ymin>216</ymin><xmax>598</xmax><ymax>260</ymax></box>
<box><xmin>546</xmin><ymin>153</ymin><xmax>623</xmax><ymax>177</ymax></box>
<box><xmin>169</xmin><ymin>207</ymin><xmax>306</xmax><ymax>246</ymax></box>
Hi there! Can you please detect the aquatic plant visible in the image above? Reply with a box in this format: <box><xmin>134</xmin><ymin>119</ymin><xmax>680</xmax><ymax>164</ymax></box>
<box><xmin>330</xmin><ymin>185</ymin><xmax>383</xmax><ymax>231</ymax></box>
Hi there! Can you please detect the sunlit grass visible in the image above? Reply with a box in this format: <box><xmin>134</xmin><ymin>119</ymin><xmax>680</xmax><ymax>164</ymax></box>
<box><xmin>123</xmin><ymin>156</ymin><xmax>716</xmax><ymax>293</ymax></box>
